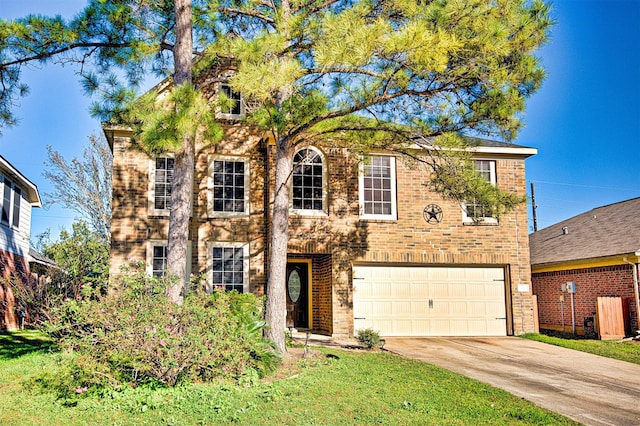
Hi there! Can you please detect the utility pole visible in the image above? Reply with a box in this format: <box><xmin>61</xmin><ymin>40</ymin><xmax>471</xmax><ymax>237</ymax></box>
<box><xmin>530</xmin><ymin>181</ymin><xmax>538</xmax><ymax>232</ymax></box>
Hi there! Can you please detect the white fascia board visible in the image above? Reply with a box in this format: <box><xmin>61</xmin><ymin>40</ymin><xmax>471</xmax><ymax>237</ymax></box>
<box><xmin>0</xmin><ymin>155</ymin><xmax>42</xmax><ymax>207</ymax></box>
<box><xmin>469</xmin><ymin>145</ymin><xmax>538</xmax><ymax>158</ymax></box>
<box><xmin>407</xmin><ymin>143</ymin><xmax>538</xmax><ymax>158</ymax></box>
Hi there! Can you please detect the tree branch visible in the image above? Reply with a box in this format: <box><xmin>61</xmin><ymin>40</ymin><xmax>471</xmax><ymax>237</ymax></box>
<box><xmin>217</xmin><ymin>7</ymin><xmax>275</xmax><ymax>24</ymax></box>
<box><xmin>0</xmin><ymin>42</ymin><xmax>133</xmax><ymax>70</ymax></box>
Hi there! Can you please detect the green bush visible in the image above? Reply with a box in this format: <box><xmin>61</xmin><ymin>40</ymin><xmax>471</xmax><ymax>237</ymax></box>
<box><xmin>356</xmin><ymin>328</ymin><xmax>381</xmax><ymax>349</ymax></box>
<box><xmin>40</xmin><ymin>260</ymin><xmax>280</xmax><ymax>398</ymax></box>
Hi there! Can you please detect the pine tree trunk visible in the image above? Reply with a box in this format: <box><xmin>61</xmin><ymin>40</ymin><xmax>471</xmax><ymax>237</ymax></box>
<box><xmin>166</xmin><ymin>0</ymin><xmax>193</xmax><ymax>303</ymax></box>
<box><xmin>264</xmin><ymin>138</ymin><xmax>292</xmax><ymax>354</ymax></box>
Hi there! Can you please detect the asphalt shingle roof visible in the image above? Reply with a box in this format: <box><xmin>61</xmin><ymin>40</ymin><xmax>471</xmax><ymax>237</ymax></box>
<box><xmin>529</xmin><ymin>197</ymin><xmax>640</xmax><ymax>266</ymax></box>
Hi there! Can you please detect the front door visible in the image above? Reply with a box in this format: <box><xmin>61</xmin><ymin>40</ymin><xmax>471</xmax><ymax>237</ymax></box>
<box><xmin>286</xmin><ymin>262</ymin><xmax>309</xmax><ymax>329</ymax></box>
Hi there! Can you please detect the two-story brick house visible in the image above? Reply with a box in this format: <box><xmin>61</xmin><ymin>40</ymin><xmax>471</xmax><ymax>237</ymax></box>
<box><xmin>105</xmin><ymin>75</ymin><xmax>538</xmax><ymax>338</ymax></box>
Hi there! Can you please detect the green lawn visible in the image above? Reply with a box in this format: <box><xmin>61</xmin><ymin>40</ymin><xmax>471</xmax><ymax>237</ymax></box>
<box><xmin>0</xmin><ymin>330</ymin><xmax>577</xmax><ymax>425</ymax></box>
<box><xmin>521</xmin><ymin>333</ymin><xmax>640</xmax><ymax>365</ymax></box>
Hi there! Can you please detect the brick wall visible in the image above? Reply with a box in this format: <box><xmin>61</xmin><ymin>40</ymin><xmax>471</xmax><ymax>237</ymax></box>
<box><xmin>0</xmin><ymin>248</ymin><xmax>28</xmax><ymax>330</ymax></box>
<box><xmin>109</xmin><ymin>125</ymin><xmax>535</xmax><ymax>336</ymax></box>
<box><xmin>532</xmin><ymin>264</ymin><xmax>638</xmax><ymax>335</ymax></box>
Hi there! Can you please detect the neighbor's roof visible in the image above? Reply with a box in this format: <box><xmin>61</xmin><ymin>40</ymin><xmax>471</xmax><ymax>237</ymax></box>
<box><xmin>0</xmin><ymin>154</ymin><xmax>41</xmax><ymax>207</ymax></box>
<box><xmin>529</xmin><ymin>197</ymin><xmax>640</xmax><ymax>266</ymax></box>
<box><xmin>28</xmin><ymin>248</ymin><xmax>57</xmax><ymax>268</ymax></box>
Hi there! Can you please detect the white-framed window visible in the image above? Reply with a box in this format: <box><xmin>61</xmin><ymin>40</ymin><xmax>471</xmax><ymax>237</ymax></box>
<box><xmin>149</xmin><ymin>156</ymin><xmax>174</xmax><ymax>216</ymax></box>
<box><xmin>1</xmin><ymin>177</ymin><xmax>22</xmax><ymax>228</ymax></box>
<box><xmin>208</xmin><ymin>156</ymin><xmax>250</xmax><ymax>217</ymax></box>
<box><xmin>147</xmin><ymin>241</ymin><xmax>168</xmax><ymax>278</ymax></box>
<box><xmin>359</xmin><ymin>155</ymin><xmax>397</xmax><ymax>220</ymax></box>
<box><xmin>208</xmin><ymin>242</ymin><xmax>249</xmax><ymax>293</ymax></box>
<box><xmin>291</xmin><ymin>147</ymin><xmax>327</xmax><ymax>215</ymax></box>
<box><xmin>219</xmin><ymin>82</ymin><xmax>243</xmax><ymax>118</ymax></box>
<box><xmin>462</xmin><ymin>159</ymin><xmax>498</xmax><ymax>223</ymax></box>
<box><xmin>146</xmin><ymin>240</ymin><xmax>192</xmax><ymax>279</ymax></box>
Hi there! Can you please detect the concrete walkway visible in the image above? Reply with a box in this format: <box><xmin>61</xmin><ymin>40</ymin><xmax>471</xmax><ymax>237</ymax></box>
<box><xmin>383</xmin><ymin>337</ymin><xmax>640</xmax><ymax>426</ymax></box>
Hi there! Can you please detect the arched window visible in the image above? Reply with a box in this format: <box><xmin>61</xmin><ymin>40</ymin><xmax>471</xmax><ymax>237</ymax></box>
<box><xmin>292</xmin><ymin>147</ymin><xmax>325</xmax><ymax>213</ymax></box>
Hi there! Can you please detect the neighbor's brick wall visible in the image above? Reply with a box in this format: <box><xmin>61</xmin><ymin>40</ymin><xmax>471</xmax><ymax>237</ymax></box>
<box><xmin>532</xmin><ymin>265</ymin><xmax>638</xmax><ymax>335</ymax></box>
<box><xmin>0</xmin><ymin>248</ymin><xmax>29</xmax><ymax>330</ymax></box>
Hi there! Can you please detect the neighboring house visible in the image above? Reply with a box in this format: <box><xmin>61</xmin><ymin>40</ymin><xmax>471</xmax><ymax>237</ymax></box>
<box><xmin>530</xmin><ymin>198</ymin><xmax>640</xmax><ymax>336</ymax></box>
<box><xmin>0</xmin><ymin>155</ymin><xmax>42</xmax><ymax>330</ymax></box>
<box><xmin>105</xmin><ymin>71</ymin><xmax>538</xmax><ymax>338</ymax></box>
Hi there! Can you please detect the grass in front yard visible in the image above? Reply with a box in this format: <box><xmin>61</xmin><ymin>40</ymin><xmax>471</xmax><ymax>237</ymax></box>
<box><xmin>0</xmin><ymin>329</ymin><xmax>54</xmax><ymax>359</ymax></box>
<box><xmin>521</xmin><ymin>333</ymin><xmax>640</xmax><ymax>364</ymax></box>
<box><xmin>0</xmin><ymin>330</ymin><xmax>578</xmax><ymax>425</ymax></box>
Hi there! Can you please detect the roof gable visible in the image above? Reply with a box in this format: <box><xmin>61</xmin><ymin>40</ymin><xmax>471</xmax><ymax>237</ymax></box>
<box><xmin>0</xmin><ymin>155</ymin><xmax>41</xmax><ymax>207</ymax></box>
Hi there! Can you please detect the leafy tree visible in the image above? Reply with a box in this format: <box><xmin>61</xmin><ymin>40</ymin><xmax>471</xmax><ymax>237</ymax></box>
<box><xmin>1</xmin><ymin>1</ymin><xmax>553</xmax><ymax>353</ymax></box>
<box><xmin>0</xmin><ymin>0</ymin><xmax>219</xmax><ymax>300</ymax></box>
<box><xmin>43</xmin><ymin>134</ymin><xmax>112</xmax><ymax>241</ymax></box>
<box><xmin>15</xmin><ymin>220</ymin><xmax>109</xmax><ymax>324</ymax></box>
<box><xmin>41</xmin><ymin>220</ymin><xmax>110</xmax><ymax>297</ymax></box>
<box><xmin>209</xmin><ymin>0</ymin><xmax>552</xmax><ymax>352</ymax></box>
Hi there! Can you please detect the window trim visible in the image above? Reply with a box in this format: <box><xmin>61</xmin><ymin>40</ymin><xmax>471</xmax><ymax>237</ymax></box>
<box><xmin>462</xmin><ymin>159</ymin><xmax>498</xmax><ymax>224</ymax></box>
<box><xmin>208</xmin><ymin>155</ymin><xmax>250</xmax><ymax>218</ymax></box>
<box><xmin>218</xmin><ymin>82</ymin><xmax>244</xmax><ymax>119</ymax></box>
<box><xmin>148</xmin><ymin>155</ymin><xmax>175</xmax><ymax>217</ymax></box>
<box><xmin>358</xmin><ymin>155</ymin><xmax>398</xmax><ymax>221</ymax></box>
<box><xmin>146</xmin><ymin>240</ymin><xmax>192</xmax><ymax>279</ymax></box>
<box><xmin>207</xmin><ymin>242</ymin><xmax>250</xmax><ymax>293</ymax></box>
<box><xmin>1</xmin><ymin>177</ymin><xmax>22</xmax><ymax>228</ymax></box>
<box><xmin>290</xmin><ymin>146</ymin><xmax>328</xmax><ymax>217</ymax></box>
<box><xmin>146</xmin><ymin>240</ymin><xmax>168</xmax><ymax>278</ymax></box>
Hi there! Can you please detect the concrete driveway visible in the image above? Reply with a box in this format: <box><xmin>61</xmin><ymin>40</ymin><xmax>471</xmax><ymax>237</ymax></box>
<box><xmin>383</xmin><ymin>337</ymin><xmax>640</xmax><ymax>426</ymax></box>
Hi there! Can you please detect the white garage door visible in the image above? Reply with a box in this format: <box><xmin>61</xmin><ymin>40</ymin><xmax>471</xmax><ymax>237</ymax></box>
<box><xmin>353</xmin><ymin>266</ymin><xmax>507</xmax><ymax>336</ymax></box>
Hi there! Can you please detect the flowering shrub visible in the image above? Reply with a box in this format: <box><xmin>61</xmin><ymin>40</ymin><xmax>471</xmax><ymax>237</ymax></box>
<box><xmin>41</xmin><ymin>260</ymin><xmax>279</xmax><ymax>397</ymax></box>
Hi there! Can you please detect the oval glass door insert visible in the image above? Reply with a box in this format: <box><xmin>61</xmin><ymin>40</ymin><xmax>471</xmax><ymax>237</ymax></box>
<box><xmin>288</xmin><ymin>270</ymin><xmax>301</xmax><ymax>303</ymax></box>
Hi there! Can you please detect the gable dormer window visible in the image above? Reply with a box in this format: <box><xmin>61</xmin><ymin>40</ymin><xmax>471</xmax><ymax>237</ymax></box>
<box><xmin>220</xmin><ymin>82</ymin><xmax>243</xmax><ymax>117</ymax></box>
<box><xmin>463</xmin><ymin>160</ymin><xmax>498</xmax><ymax>223</ymax></box>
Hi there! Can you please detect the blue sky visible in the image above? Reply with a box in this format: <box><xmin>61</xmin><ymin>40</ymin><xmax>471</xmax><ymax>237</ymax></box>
<box><xmin>1</xmin><ymin>0</ymin><xmax>639</xmax><ymax>243</ymax></box>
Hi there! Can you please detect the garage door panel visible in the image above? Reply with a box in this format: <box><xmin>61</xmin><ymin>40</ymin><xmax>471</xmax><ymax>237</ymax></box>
<box><xmin>392</xmin><ymin>300</ymin><xmax>412</xmax><ymax>316</ymax></box>
<box><xmin>353</xmin><ymin>266</ymin><xmax>507</xmax><ymax>337</ymax></box>
<box><xmin>466</xmin><ymin>283</ymin><xmax>486</xmax><ymax>297</ymax></box>
<box><xmin>486</xmin><ymin>284</ymin><xmax>505</xmax><ymax>298</ymax></box>
<box><xmin>394</xmin><ymin>283</ymin><xmax>411</xmax><ymax>298</ymax></box>
<box><xmin>448</xmin><ymin>283</ymin><xmax>466</xmax><ymax>297</ymax></box>
<box><xmin>430</xmin><ymin>282</ymin><xmax>449</xmax><ymax>298</ymax></box>
<box><xmin>447</xmin><ymin>301</ymin><xmax>468</xmax><ymax>316</ymax></box>
<box><xmin>411</xmin><ymin>300</ymin><xmax>429</xmax><ymax>313</ymax></box>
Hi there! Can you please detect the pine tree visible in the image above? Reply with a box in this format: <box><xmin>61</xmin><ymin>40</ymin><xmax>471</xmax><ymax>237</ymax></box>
<box><xmin>208</xmin><ymin>0</ymin><xmax>552</xmax><ymax>352</ymax></box>
<box><xmin>1</xmin><ymin>0</ymin><xmax>552</xmax><ymax>353</ymax></box>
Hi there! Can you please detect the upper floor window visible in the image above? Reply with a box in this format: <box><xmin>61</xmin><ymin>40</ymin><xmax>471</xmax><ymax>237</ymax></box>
<box><xmin>209</xmin><ymin>157</ymin><xmax>249</xmax><ymax>216</ymax></box>
<box><xmin>292</xmin><ymin>147</ymin><xmax>326</xmax><ymax>214</ymax></box>
<box><xmin>1</xmin><ymin>177</ymin><xmax>21</xmax><ymax>228</ymax></box>
<box><xmin>209</xmin><ymin>242</ymin><xmax>249</xmax><ymax>293</ymax></box>
<box><xmin>220</xmin><ymin>83</ymin><xmax>243</xmax><ymax>117</ymax></box>
<box><xmin>463</xmin><ymin>160</ymin><xmax>497</xmax><ymax>223</ymax></box>
<box><xmin>359</xmin><ymin>155</ymin><xmax>397</xmax><ymax>220</ymax></box>
<box><xmin>149</xmin><ymin>156</ymin><xmax>174</xmax><ymax>215</ymax></box>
